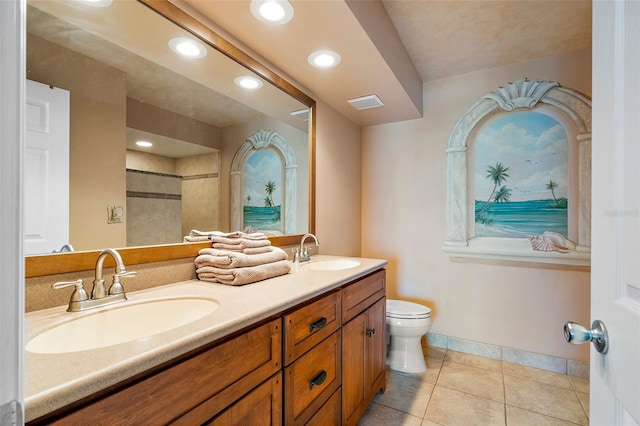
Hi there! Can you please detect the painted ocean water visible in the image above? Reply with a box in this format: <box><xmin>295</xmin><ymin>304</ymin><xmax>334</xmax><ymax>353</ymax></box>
<box><xmin>475</xmin><ymin>199</ymin><xmax>567</xmax><ymax>238</ymax></box>
<box><xmin>243</xmin><ymin>205</ymin><xmax>281</xmax><ymax>231</ymax></box>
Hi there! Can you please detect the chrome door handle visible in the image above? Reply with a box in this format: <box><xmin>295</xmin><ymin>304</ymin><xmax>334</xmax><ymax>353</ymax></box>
<box><xmin>564</xmin><ymin>320</ymin><xmax>609</xmax><ymax>354</ymax></box>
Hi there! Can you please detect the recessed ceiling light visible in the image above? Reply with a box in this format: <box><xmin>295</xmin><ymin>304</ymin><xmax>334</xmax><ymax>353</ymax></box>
<box><xmin>136</xmin><ymin>141</ymin><xmax>153</xmax><ymax>148</ymax></box>
<box><xmin>308</xmin><ymin>50</ymin><xmax>341</xmax><ymax>69</ymax></box>
<box><xmin>168</xmin><ymin>37</ymin><xmax>207</xmax><ymax>59</ymax></box>
<box><xmin>250</xmin><ymin>0</ymin><xmax>294</xmax><ymax>25</ymax></box>
<box><xmin>234</xmin><ymin>76</ymin><xmax>264</xmax><ymax>90</ymax></box>
<box><xmin>77</xmin><ymin>0</ymin><xmax>112</xmax><ymax>6</ymax></box>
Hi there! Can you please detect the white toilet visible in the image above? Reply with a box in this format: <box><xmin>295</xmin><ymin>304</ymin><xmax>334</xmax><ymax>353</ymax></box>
<box><xmin>386</xmin><ymin>299</ymin><xmax>432</xmax><ymax>373</ymax></box>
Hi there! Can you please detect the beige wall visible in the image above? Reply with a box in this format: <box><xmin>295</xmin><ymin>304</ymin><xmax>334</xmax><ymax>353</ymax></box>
<box><xmin>27</xmin><ymin>34</ymin><xmax>127</xmax><ymax>251</ymax></box>
<box><xmin>315</xmin><ymin>100</ymin><xmax>363</xmax><ymax>257</ymax></box>
<box><xmin>361</xmin><ymin>50</ymin><xmax>592</xmax><ymax>362</ymax></box>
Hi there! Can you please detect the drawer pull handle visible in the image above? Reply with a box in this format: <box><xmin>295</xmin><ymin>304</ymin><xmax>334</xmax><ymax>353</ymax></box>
<box><xmin>366</xmin><ymin>328</ymin><xmax>376</xmax><ymax>337</ymax></box>
<box><xmin>309</xmin><ymin>317</ymin><xmax>328</xmax><ymax>333</ymax></box>
<box><xmin>309</xmin><ymin>370</ymin><xmax>328</xmax><ymax>390</ymax></box>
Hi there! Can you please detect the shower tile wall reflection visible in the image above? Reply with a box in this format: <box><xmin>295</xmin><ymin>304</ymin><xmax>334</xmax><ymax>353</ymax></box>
<box><xmin>126</xmin><ymin>169</ymin><xmax>181</xmax><ymax>246</ymax></box>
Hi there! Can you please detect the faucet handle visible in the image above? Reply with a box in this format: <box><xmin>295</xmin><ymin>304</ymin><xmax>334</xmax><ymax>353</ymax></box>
<box><xmin>114</xmin><ymin>270</ymin><xmax>137</xmax><ymax>279</ymax></box>
<box><xmin>109</xmin><ymin>270</ymin><xmax>136</xmax><ymax>295</ymax></box>
<box><xmin>52</xmin><ymin>279</ymin><xmax>89</xmax><ymax>302</ymax></box>
<box><xmin>292</xmin><ymin>247</ymin><xmax>302</xmax><ymax>262</ymax></box>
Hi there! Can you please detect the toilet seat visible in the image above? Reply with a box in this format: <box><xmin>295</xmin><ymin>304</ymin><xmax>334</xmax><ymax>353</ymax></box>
<box><xmin>386</xmin><ymin>299</ymin><xmax>431</xmax><ymax>319</ymax></box>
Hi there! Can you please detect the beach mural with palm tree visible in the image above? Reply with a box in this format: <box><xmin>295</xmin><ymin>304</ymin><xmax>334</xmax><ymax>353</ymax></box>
<box><xmin>474</xmin><ymin>111</ymin><xmax>568</xmax><ymax>238</ymax></box>
<box><xmin>243</xmin><ymin>149</ymin><xmax>283</xmax><ymax>232</ymax></box>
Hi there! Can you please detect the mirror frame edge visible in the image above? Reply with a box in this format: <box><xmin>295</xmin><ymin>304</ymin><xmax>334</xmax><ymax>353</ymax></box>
<box><xmin>25</xmin><ymin>0</ymin><xmax>316</xmax><ymax>278</ymax></box>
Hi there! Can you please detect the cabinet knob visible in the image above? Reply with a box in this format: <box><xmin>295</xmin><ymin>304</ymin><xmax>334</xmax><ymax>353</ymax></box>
<box><xmin>309</xmin><ymin>370</ymin><xmax>327</xmax><ymax>390</ymax></box>
<box><xmin>366</xmin><ymin>328</ymin><xmax>376</xmax><ymax>337</ymax></box>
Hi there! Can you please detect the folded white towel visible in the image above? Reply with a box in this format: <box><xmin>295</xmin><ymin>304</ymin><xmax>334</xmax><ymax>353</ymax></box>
<box><xmin>212</xmin><ymin>239</ymin><xmax>272</xmax><ymax>250</ymax></box>
<box><xmin>189</xmin><ymin>230</ymin><xmax>267</xmax><ymax>240</ymax></box>
<box><xmin>195</xmin><ymin>246</ymin><xmax>288</xmax><ymax>269</ymax></box>
<box><xmin>183</xmin><ymin>235</ymin><xmax>211</xmax><ymax>242</ymax></box>
<box><xmin>196</xmin><ymin>260</ymin><xmax>291</xmax><ymax>285</ymax></box>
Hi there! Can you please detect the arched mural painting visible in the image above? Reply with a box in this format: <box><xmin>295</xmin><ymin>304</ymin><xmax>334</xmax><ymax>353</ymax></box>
<box><xmin>443</xmin><ymin>78</ymin><xmax>591</xmax><ymax>265</ymax></box>
<box><xmin>231</xmin><ymin>129</ymin><xmax>297</xmax><ymax>235</ymax></box>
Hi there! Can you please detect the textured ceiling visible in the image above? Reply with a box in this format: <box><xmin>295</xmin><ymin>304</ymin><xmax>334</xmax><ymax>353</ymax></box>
<box><xmin>382</xmin><ymin>0</ymin><xmax>592</xmax><ymax>82</ymax></box>
<box><xmin>181</xmin><ymin>0</ymin><xmax>592</xmax><ymax>126</ymax></box>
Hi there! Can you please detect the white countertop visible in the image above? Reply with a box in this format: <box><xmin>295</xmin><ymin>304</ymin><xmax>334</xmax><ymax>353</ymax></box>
<box><xmin>24</xmin><ymin>255</ymin><xmax>387</xmax><ymax>422</ymax></box>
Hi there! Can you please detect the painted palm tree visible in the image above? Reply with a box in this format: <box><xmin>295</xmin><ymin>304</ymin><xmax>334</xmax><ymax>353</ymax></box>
<box><xmin>546</xmin><ymin>179</ymin><xmax>559</xmax><ymax>205</ymax></box>
<box><xmin>264</xmin><ymin>180</ymin><xmax>280</xmax><ymax>221</ymax></box>
<box><xmin>476</xmin><ymin>162</ymin><xmax>510</xmax><ymax>218</ymax></box>
<box><xmin>493</xmin><ymin>185</ymin><xmax>512</xmax><ymax>203</ymax></box>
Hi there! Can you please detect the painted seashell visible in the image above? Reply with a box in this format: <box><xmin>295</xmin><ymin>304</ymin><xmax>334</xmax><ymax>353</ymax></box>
<box><xmin>529</xmin><ymin>231</ymin><xmax>575</xmax><ymax>253</ymax></box>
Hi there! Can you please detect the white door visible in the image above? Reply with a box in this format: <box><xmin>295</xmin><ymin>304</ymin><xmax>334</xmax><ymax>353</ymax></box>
<box><xmin>24</xmin><ymin>79</ymin><xmax>70</xmax><ymax>255</ymax></box>
<box><xmin>590</xmin><ymin>1</ymin><xmax>640</xmax><ymax>424</ymax></box>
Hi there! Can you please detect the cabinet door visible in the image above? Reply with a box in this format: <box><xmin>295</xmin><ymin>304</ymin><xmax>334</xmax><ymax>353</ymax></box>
<box><xmin>341</xmin><ymin>311</ymin><xmax>367</xmax><ymax>426</ymax></box>
<box><xmin>366</xmin><ymin>297</ymin><xmax>386</xmax><ymax>396</ymax></box>
<box><xmin>206</xmin><ymin>372</ymin><xmax>282</xmax><ymax>426</ymax></box>
<box><xmin>342</xmin><ymin>297</ymin><xmax>387</xmax><ymax>426</ymax></box>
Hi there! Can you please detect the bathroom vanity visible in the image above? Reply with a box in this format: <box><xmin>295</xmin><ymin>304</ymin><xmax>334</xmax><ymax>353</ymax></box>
<box><xmin>25</xmin><ymin>255</ymin><xmax>387</xmax><ymax>425</ymax></box>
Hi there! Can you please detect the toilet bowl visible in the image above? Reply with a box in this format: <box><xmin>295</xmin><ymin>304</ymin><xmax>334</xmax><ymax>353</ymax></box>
<box><xmin>386</xmin><ymin>299</ymin><xmax>432</xmax><ymax>373</ymax></box>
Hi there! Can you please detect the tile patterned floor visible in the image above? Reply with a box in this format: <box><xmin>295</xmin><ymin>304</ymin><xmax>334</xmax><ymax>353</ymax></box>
<box><xmin>358</xmin><ymin>346</ymin><xmax>590</xmax><ymax>426</ymax></box>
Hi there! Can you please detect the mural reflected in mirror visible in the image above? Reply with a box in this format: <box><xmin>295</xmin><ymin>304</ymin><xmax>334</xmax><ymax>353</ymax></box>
<box><xmin>243</xmin><ymin>149</ymin><xmax>283</xmax><ymax>234</ymax></box>
<box><xmin>24</xmin><ymin>0</ymin><xmax>312</xmax><ymax>254</ymax></box>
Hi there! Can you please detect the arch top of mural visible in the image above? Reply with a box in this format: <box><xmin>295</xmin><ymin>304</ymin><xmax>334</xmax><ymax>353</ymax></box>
<box><xmin>443</xmin><ymin>78</ymin><xmax>591</xmax><ymax>268</ymax></box>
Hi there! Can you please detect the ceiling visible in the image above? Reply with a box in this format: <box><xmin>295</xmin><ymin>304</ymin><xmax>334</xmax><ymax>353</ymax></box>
<box><xmin>179</xmin><ymin>0</ymin><xmax>592</xmax><ymax>127</ymax></box>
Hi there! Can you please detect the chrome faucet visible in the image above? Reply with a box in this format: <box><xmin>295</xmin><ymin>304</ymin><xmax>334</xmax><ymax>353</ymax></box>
<box><xmin>52</xmin><ymin>248</ymin><xmax>137</xmax><ymax>312</ymax></box>
<box><xmin>52</xmin><ymin>243</ymin><xmax>75</xmax><ymax>253</ymax></box>
<box><xmin>293</xmin><ymin>233</ymin><xmax>319</xmax><ymax>262</ymax></box>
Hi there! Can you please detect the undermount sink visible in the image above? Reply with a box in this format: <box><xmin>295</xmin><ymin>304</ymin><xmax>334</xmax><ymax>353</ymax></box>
<box><xmin>304</xmin><ymin>259</ymin><xmax>360</xmax><ymax>271</ymax></box>
<box><xmin>26</xmin><ymin>297</ymin><xmax>219</xmax><ymax>354</ymax></box>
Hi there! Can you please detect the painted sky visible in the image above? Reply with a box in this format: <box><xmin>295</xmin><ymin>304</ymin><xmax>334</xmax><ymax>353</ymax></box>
<box><xmin>243</xmin><ymin>149</ymin><xmax>283</xmax><ymax>206</ymax></box>
<box><xmin>474</xmin><ymin>111</ymin><xmax>568</xmax><ymax>202</ymax></box>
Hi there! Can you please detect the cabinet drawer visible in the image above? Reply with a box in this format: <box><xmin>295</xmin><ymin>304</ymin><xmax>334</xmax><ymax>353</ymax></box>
<box><xmin>342</xmin><ymin>269</ymin><xmax>385</xmax><ymax>322</ymax></box>
<box><xmin>305</xmin><ymin>388</ymin><xmax>341</xmax><ymax>426</ymax></box>
<box><xmin>284</xmin><ymin>330</ymin><xmax>341</xmax><ymax>425</ymax></box>
<box><xmin>48</xmin><ymin>319</ymin><xmax>281</xmax><ymax>425</ymax></box>
<box><xmin>283</xmin><ymin>290</ymin><xmax>341</xmax><ymax>365</ymax></box>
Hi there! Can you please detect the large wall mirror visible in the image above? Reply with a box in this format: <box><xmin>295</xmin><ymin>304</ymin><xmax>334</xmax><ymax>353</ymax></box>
<box><xmin>25</xmin><ymin>0</ymin><xmax>315</xmax><ymax>276</ymax></box>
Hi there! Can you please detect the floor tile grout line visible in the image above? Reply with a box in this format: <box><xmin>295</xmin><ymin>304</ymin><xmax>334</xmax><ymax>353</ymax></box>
<box><xmin>504</xmin><ymin>402</ymin><xmax>588</xmax><ymax>426</ymax></box>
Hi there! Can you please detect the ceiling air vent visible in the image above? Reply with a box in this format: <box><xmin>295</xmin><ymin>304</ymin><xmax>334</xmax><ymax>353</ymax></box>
<box><xmin>290</xmin><ymin>108</ymin><xmax>309</xmax><ymax>121</ymax></box>
<box><xmin>347</xmin><ymin>94</ymin><xmax>384</xmax><ymax>110</ymax></box>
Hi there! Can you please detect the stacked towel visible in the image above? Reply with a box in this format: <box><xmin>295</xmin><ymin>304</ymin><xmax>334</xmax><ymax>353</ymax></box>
<box><xmin>183</xmin><ymin>230</ymin><xmax>269</xmax><ymax>243</ymax></box>
<box><xmin>194</xmin><ymin>232</ymin><xmax>291</xmax><ymax>285</ymax></box>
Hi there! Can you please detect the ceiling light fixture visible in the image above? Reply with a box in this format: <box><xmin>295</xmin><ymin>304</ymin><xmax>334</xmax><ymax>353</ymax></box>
<box><xmin>250</xmin><ymin>0</ymin><xmax>294</xmax><ymax>25</ymax></box>
<box><xmin>168</xmin><ymin>37</ymin><xmax>207</xmax><ymax>59</ymax></box>
<box><xmin>77</xmin><ymin>0</ymin><xmax>113</xmax><ymax>7</ymax></box>
<box><xmin>308</xmin><ymin>50</ymin><xmax>341</xmax><ymax>69</ymax></box>
<box><xmin>234</xmin><ymin>76</ymin><xmax>264</xmax><ymax>90</ymax></box>
<box><xmin>135</xmin><ymin>141</ymin><xmax>153</xmax><ymax>148</ymax></box>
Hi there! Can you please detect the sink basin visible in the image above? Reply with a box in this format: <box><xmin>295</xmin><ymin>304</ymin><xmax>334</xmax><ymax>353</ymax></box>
<box><xmin>304</xmin><ymin>260</ymin><xmax>360</xmax><ymax>271</ymax></box>
<box><xmin>26</xmin><ymin>297</ymin><xmax>219</xmax><ymax>354</ymax></box>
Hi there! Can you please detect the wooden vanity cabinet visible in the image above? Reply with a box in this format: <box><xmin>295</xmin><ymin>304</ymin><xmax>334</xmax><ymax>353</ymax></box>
<box><xmin>341</xmin><ymin>270</ymin><xmax>386</xmax><ymax>426</ymax></box>
<box><xmin>30</xmin><ymin>268</ymin><xmax>388</xmax><ymax>426</ymax></box>
<box><xmin>37</xmin><ymin>319</ymin><xmax>282</xmax><ymax>425</ymax></box>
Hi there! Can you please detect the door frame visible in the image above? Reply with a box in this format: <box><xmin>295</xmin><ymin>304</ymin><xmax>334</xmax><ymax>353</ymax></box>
<box><xmin>0</xmin><ymin>0</ymin><xmax>25</xmax><ymax>423</ymax></box>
